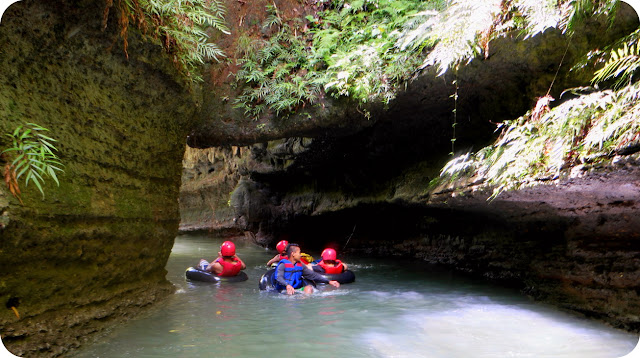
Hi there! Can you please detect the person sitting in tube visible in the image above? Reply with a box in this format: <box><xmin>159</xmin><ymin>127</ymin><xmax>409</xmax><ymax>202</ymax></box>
<box><xmin>273</xmin><ymin>243</ymin><xmax>340</xmax><ymax>295</ymax></box>
<box><xmin>199</xmin><ymin>241</ymin><xmax>246</xmax><ymax>277</ymax></box>
<box><xmin>312</xmin><ymin>248</ymin><xmax>348</xmax><ymax>274</ymax></box>
<box><xmin>266</xmin><ymin>240</ymin><xmax>289</xmax><ymax>267</ymax></box>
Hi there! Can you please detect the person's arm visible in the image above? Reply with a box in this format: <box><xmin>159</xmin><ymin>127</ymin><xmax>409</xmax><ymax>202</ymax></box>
<box><xmin>207</xmin><ymin>260</ymin><xmax>223</xmax><ymax>275</ymax></box>
<box><xmin>266</xmin><ymin>254</ymin><xmax>279</xmax><ymax>266</ymax></box>
<box><xmin>235</xmin><ymin>255</ymin><xmax>246</xmax><ymax>270</ymax></box>
<box><xmin>302</xmin><ymin>266</ymin><xmax>340</xmax><ymax>288</ymax></box>
<box><xmin>275</xmin><ymin>263</ymin><xmax>289</xmax><ymax>288</ymax></box>
<box><xmin>301</xmin><ymin>265</ymin><xmax>330</xmax><ymax>283</ymax></box>
<box><xmin>341</xmin><ymin>262</ymin><xmax>348</xmax><ymax>272</ymax></box>
<box><xmin>312</xmin><ymin>264</ymin><xmax>324</xmax><ymax>273</ymax></box>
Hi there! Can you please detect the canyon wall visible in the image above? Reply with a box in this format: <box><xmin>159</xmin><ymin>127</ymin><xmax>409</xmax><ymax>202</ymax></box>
<box><xmin>0</xmin><ymin>0</ymin><xmax>197</xmax><ymax>355</ymax></box>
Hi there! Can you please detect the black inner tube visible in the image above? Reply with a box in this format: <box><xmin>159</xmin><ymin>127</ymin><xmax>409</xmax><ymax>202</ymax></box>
<box><xmin>258</xmin><ymin>268</ymin><xmax>356</xmax><ymax>290</ymax></box>
<box><xmin>185</xmin><ymin>267</ymin><xmax>249</xmax><ymax>283</ymax></box>
<box><xmin>320</xmin><ymin>270</ymin><xmax>356</xmax><ymax>284</ymax></box>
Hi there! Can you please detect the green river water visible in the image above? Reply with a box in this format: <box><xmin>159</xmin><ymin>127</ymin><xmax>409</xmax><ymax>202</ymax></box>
<box><xmin>72</xmin><ymin>233</ymin><xmax>638</xmax><ymax>358</ymax></box>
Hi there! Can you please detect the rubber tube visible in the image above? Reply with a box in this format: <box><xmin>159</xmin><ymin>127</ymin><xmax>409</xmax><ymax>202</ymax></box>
<box><xmin>185</xmin><ymin>267</ymin><xmax>249</xmax><ymax>283</ymax></box>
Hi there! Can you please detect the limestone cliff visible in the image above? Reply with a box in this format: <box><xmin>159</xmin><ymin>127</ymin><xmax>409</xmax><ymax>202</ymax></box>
<box><xmin>0</xmin><ymin>0</ymin><xmax>197</xmax><ymax>356</ymax></box>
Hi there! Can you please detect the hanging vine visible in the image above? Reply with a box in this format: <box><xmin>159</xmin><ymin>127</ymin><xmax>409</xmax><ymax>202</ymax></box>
<box><xmin>450</xmin><ymin>64</ymin><xmax>459</xmax><ymax>156</ymax></box>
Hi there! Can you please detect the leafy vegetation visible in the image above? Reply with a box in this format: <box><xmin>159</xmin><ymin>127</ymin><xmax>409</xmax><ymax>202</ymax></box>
<box><xmin>106</xmin><ymin>0</ymin><xmax>229</xmax><ymax>82</ymax></box>
<box><xmin>233</xmin><ymin>5</ymin><xmax>322</xmax><ymax>119</ymax></box>
<box><xmin>592</xmin><ymin>30</ymin><xmax>640</xmax><ymax>89</ymax></box>
<box><xmin>427</xmin><ymin>0</ymin><xmax>640</xmax><ymax>198</ymax></box>
<box><xmin>233</xmin><ymin>0</ymin><xmax>447</xmax><ymax>119</ymax></box>
<box><xmin>436</xmin><ymin>83</ymin><xmax>640</xmax><ymax>199</ymax></box>
<box><xmin>2</xmin><ymin>123</ymin><xmax>63</xmax><ymax>203</ymax></box>
<box><xmin>313</xmin><ymin>0</ymin><xmax>446</xmax><ymax>102</ymax></box>
<box><xmin>416</xmin><ymin>0</ymin><xmax>623</xmax><ymax>75</ymax></box>
<box><xmin>232</xmin><ymin>0</ymin><xmax>630</xmax><ymax>119</ymax></box>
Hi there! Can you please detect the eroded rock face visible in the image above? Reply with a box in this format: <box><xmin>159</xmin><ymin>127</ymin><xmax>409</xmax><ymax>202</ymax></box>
<box><xmin>0</xmin><ymin>0</ymin><xmax>197</xmax><ymax>356</ymax></box>
<box><xmin>182</xmin><ymin>134</ymin><xmax>640</xmax><ymax>333</ymax></box>
<box><xmin>416</xmin><ymin>155</ymin><xmax>640</xmax><ymax>331</ymax></box>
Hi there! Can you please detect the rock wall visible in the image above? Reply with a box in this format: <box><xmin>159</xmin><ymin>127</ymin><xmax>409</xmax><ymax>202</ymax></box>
<box><xmin>181</xmin><ymin>137</ymin><xmax>640</xmax><ymax>334</ymax></box>
<box><xmin>179</xmin><ymin>145</ymin><xmax>246</xmax><ymax>234</ymax></box>
<box><xmin>0</xmin><ymin>0</ymin><xmax>197</xmax><ymax>356</ymax></box>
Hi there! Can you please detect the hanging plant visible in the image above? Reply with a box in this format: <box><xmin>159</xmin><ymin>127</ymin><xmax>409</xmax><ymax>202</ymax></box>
<box><xmin>2</xmin><ymin>123</ymin><xmax>64</xmax><ymax>203</ymax></box>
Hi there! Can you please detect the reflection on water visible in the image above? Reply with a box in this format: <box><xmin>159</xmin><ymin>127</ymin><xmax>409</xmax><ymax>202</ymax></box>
<box><xmin>73</xmin><ymin>233</ymin><xmax>638</xmax><ymax>358</ymax></box>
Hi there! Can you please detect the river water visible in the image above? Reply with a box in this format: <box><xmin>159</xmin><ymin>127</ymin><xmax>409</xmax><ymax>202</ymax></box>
<box><xmin>74</xmin><ymin>233</ymin><xmax>638</xmax><ymax>358</ymax></box>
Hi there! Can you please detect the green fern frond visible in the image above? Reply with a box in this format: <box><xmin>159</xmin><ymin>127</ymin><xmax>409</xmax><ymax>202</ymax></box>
<box><xmin>559</xmin><ymin>0</ymin><xmax>618</xmax><ymax>35</ymax></box>
<box><xmin>115</xmin><ymin>0</ymin><xmax>229</xmax><ymax>83</ymax></box>
<box><xmin>436</xmin><ymin>82</ymin><xmax>640</xmax><ymax>199</ymax></box>
<box><xmin>593</xmin><ymin>41</ymin><xmax>640</xmax><ymax>89</ymax></box>
<box><xmin>514</xmin><ymin>0</ymin><xmax>561</xmax><ymax>38</ymax></box>
<box><xmin>2</xmin><ymin>123</ymin><xmax>64</xmax><ymax>200</ymax></box>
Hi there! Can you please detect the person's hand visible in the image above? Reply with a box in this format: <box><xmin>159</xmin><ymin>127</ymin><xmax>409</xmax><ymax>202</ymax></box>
<box><xmin>286</xmin><ymin>285</ymin><xmax>295</xmax><ymax>295</ymax></box>
<box><xmin>329</xmin><ymin>280</ymin><xmax>340</xmax><ymax>288</ymax></box>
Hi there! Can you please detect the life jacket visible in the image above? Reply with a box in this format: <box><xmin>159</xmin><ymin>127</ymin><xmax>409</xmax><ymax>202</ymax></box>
<box><xmin>215</xmin><ymin>257</ymin><xmax>242</xmax><ymax>277</ymax></box>
<box><xmin>273</xmin><ymin>258</ymin><xmax>304</xmax><ymax>290</ymax></box>
<box><xmin>318</xmin><ymin>260</ymin><xmax>344</xmax><ymax>274</ymax></box>
<box><xmin>269</xmin><ymin>254</ymin><xmax>287</xmax><ymax>268</ymax></box>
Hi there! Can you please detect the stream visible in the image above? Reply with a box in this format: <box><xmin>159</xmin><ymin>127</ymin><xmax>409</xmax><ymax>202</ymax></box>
<box><xmin>73</xmin><ymin>233</ymin><xmax>639</xmax><ymax>358</ymax></box>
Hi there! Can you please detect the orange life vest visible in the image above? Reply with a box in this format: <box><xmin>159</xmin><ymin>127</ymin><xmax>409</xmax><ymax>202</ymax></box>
<box><xmin>215</xmin><ymin>258</ymin><xmax>242</xmax><ymax>277</ymax></box>
<box><xmin>318</xmin><ymin>260</ymin><xmax>344</xmax><ymax>274</ymax></box>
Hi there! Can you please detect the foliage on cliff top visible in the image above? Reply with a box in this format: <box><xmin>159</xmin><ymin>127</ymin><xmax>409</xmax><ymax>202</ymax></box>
<box><xmin>431</xmin><ymin>0</ymin><xmax>640</xmax><ymax>198</ymax></box>
<box><xmin>106</xmin><ymin>0</ymin><xmax>229</xmax><ymax>82</ymax></box>
<box><xmin>435</xmin><ymin>82</ymin><xmax>640</xmax><ymax>198</ymax></box>
<box><xmin>233</xmin><ymin>0</ymin><xmax>447</xmax><ymax>119</ymax></box>
<box><xmin>419</xmin><ymin>0</ymin><xmax>623</xmax><ymax>74</ymax></box>
<box><xmin>232</xmin><ymin>0</ymin><xmax>628</xmax><ymax>119</ymax></box>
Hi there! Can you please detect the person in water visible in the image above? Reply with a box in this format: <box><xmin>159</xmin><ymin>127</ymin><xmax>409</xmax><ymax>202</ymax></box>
<box><xmin>266</xmin><ymin>240</ymin><xmax>289</xmax><ymax>267</ymax></box>
<box><xmin>312</xmin><ymin>248</ymin><xmax>348</xmax><ymax>274</ymax></box>
<box><xmin>273</xmin><ymin>243</ymin><xmax>340</xmax><ymax>295</ymax></box>
<box><xmin>199</xmin><ymin>241</ymin><xmax>246</xmax><ymax>277</ymax></box>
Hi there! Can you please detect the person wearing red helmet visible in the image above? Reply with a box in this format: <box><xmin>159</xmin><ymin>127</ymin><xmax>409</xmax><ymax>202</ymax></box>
<box><xmin>199</xmin><ymin>241</ymin><xmax>246</xmax><ymax>277</ymax></box>
<box><xmin>273</xmin><ymin>244</ymin><xmax>340</xmax><ymax>295</ymax></box>
<box><xmin>312</xmin><ymin>248</ymin><xmax>348</xmax><ymax>274</ymax></box>
<box><xmin>266</xmin><ymin>240</ymin><xmax>289</xmax><ymax>267</ymax></box>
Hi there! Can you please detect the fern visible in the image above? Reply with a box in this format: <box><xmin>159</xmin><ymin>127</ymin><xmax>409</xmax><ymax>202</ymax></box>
<box><xmin>234</xmin><ymin>0</ymin><xmax>449</xmax><ymax>114</ymax></box>
<box><xmin>593</xmin><ymin>41</ymin><xmax>640</xmax><ymax>89</ymax></box>
<box><xmin>107</xmin><ymin>0</ymin><xmax>229</xmax><ymax>83</ymax></box>
<box><xmin>2</xmin><ymin>123</ymin><xmax>64</xmax><ymax>202</ymax></box>
<box><xmin>558</xmin><ymin>0</ymin><xmax>619</xmax><ymax>35</ymax></box>
<box><xmin>514</xmin><ymin>0</ymin><xmax>561</xmax><ymax>39</ymax></box>
<box><xmin>436</xmin><ymin>82</ymin><xmax>640</xmax><ymax>199</ymax></box>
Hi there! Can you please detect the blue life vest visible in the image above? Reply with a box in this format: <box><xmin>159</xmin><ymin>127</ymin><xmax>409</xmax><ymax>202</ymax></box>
<box><xmin>273</xmin><ymin>258</ymin><xmax>304</xmax><ymax>290</ymax></box>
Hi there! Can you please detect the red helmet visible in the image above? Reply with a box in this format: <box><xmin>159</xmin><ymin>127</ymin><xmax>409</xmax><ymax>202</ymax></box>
<box><xmin>276</xmin><ymin>240</ymin><xmax>289</xmax><ymax>253</ymax></box>
<box><xmin>220</xmin><ymin>241</ymin><xmax>236</xmax><ymax>256</ymax></box>
<box><xmin>321</xmin><ymin>248</ymin><xmax>337</xmax><ymax>261</ymax></box>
